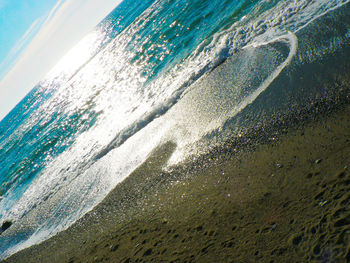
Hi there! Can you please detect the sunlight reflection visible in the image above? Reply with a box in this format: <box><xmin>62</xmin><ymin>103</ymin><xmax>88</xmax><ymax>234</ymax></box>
<box><xmin>47</xmin><ymin>30</ymin><xmax>104</xmax><ymax>80</ymax></box>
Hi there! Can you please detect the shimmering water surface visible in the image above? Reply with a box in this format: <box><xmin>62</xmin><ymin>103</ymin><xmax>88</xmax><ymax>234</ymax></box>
<box><xmin>1</xmin><ymin>0</ymin><xmax>350</xmax><ymax>258</ymax></box>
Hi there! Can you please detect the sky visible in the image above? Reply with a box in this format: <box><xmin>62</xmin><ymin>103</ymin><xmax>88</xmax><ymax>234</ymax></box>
<box><xmin>0</xmin><ymin>0</ymin><xmax>122</xmax><ymax>121</ymax></box>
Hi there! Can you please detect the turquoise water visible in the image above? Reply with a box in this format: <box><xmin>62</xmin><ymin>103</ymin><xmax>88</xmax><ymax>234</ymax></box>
<box><xmin>1</xmin><ymin>0</ymin><xmax>350</xmax><ymax>259</ymax></box>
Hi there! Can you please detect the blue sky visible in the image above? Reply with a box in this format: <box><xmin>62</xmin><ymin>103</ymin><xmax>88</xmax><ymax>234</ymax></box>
<box><xmin>0</xmin><ymin>0</ymin><xmax>60</xmax><ymax>80</ymax></box>
<box><xmin>0</xmin><ymin>0</ymin><xmax>122</xmax><ymax>121</ymax></box>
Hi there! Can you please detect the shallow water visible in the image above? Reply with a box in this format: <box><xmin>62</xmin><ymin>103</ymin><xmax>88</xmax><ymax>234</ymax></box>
<box><xmin>1</xmin><ymin>0</ymin><xmax>350</xmax><ymax>259</ymax></box>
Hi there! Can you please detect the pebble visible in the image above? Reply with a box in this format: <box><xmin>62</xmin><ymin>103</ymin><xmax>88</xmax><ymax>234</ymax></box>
<box><xmin>1</xmin><ymin>220</ymin><xmax>12</xmax><ymax>232</ymax></box>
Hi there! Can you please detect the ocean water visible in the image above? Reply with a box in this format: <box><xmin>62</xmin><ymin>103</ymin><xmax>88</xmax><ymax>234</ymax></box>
<box><xmin>1</xmin><ymin>0</ymin><xmax>350</xmax><ymax>259</ymax></box>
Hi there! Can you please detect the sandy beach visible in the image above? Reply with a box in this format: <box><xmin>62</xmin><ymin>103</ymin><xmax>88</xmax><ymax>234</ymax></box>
<box><xmin>2</xmin><ymin>97</ymin><xmax>349</xmax><ymax>262</ymax></box>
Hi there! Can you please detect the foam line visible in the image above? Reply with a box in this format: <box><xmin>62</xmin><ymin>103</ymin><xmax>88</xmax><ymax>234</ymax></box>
<box><xmin>225</xmin><ymin>31</ymin><xmax>298</xmax><ymax>121</ymax></box>
<box><xmin>295</xmin><ymin>0</ymin><xmax>350</xmax><ymax>34</ymax></box>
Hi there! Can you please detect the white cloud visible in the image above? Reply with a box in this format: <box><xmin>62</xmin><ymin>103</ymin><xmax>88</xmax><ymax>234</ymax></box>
<box><xmin>8</xmin><ymin>18</ymin><xmax>43</xmax><ymax>57</ymax></box>
<box><xmin>0</xmin><ymin>16</ymin><xmax>44</xmax><ymax>80</ymax></box>
<box><xmin>0</xmin><ymin>0</ymin><xmax>122</xmax><ymax>121</ymax></box>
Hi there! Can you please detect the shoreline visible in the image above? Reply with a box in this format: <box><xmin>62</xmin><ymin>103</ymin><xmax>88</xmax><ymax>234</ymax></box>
<box><xmin>3</xmin><ymin>100</ymin><xmax>350</xmax><ymax>263</ymax></box>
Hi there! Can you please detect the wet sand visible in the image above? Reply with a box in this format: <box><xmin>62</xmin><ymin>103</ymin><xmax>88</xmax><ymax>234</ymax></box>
<box><xmin>2</xmin><ymin>99</ymin><xmax>349</xmax><ymax>262</ymax></box>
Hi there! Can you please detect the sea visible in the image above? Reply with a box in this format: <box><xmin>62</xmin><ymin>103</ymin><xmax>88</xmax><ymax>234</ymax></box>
<box><xmin>1</xmin><ymin>0</ymin><xmax>350</xmax><ymax>259</ymax></box>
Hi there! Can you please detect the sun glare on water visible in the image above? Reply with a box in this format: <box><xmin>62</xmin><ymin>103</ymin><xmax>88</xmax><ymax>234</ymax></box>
<box><xmin>46</xmin><ymin>30</ymin><xmax>104</xmax><ymax>81</ymax></box>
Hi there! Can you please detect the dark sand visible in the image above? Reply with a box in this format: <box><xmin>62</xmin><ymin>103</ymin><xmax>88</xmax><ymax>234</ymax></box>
<box><xmin>2</xmin><ymin>100</ymin><xmax>349</xmax><ymax>262</ymax></box>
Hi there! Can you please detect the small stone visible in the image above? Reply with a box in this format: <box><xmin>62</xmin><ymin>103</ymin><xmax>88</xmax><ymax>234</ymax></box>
<box><xmin>276</xmin><ymin>163</ymin><xmax>284</xmax><ymax>169</ymax></box>
<box><xmin>315</xmin><ymin>159</ymin><xmax>322</xmax><ymax>164</ymax></box>
<box><xmin>1</xmin><ymin>220</ymin><xmax>12</xmax><ymax>232</ymax></box>
<box><xmin>110</xmin><ymin>244</ymin><xmax>119</xmax><ymax>252</ymax></box>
